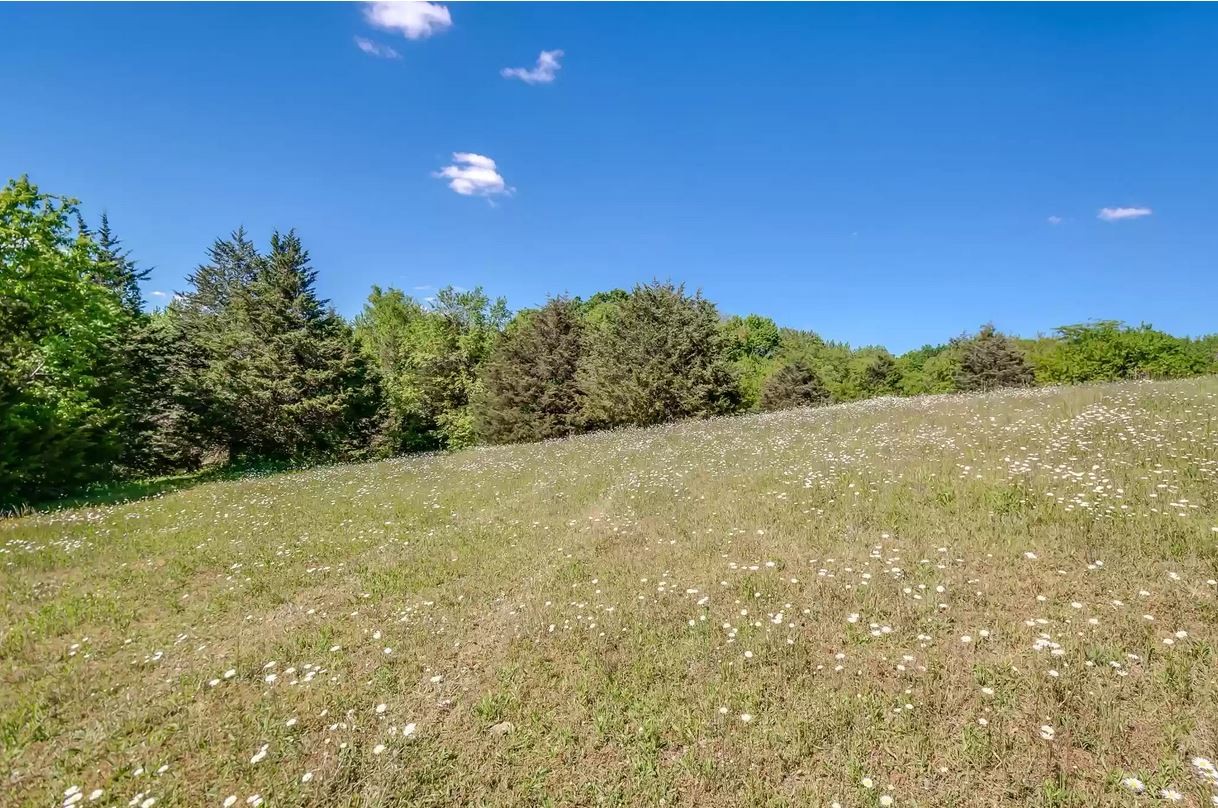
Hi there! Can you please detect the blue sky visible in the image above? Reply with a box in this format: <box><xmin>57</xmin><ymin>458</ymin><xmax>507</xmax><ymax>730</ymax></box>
<box><xmin>3</xmin><ymin>2</ymin><xmax>1215</xmax><ymax>351</ymax></box>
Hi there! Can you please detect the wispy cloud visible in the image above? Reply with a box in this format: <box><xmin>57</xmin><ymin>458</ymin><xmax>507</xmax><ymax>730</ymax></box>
<box><xmin>150</xmin><ymin>290</ymin><xmax>168</xmax><ymax>299</ymax></box>
<box><xmin>354</xmin><ymin>36</ymin><xmax>401</xmax><ymax>59</ymax></box>
<box><xmin>1047</xmin><ymin>215</ymin><xmax>1063</xmax><ymax>225</ymax></box>
<box><xmin>501</xmin><ymin>49</ymin><xmax>564</xmax><ymax>84</ymax></box>
<box><xmin>363</xmin><ymin>1</ymin><xmax>452</xmax><ymax>40</ymax></box>
<box><xmin>434</xmin><ymin>153</ymin><xmax>513</xmax><ymax>198</ymax></box>
<box><xmin>1098</xmin><ymin>206</ymin><xmax>1152</xmax><ymax>221</ymax></box>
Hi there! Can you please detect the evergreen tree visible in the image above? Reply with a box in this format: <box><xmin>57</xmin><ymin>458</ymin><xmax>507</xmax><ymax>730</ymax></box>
<box><xmin>89</xmin><ymin>214</ymin><xmax>174</xmax><ymax>474</ymax></box>
<box><xmin>475</xmin><ymin>297</ymin><xmax>585</xmax><ymax>444</ymax></box>
<box><xmin>96</xmin><ymin>213</ymin><xmax>150</xmax><ymax>316</ymax></box>
<box><xmin>579</xmin><ymin>281</ymin><xmax>741</xmax><ymax>427</ymax></box>
<box><xmin>171</xmin><ymin>228</ymin><xmax>265</xmax><ymax>458</ymax></box>
<box><xmin>760</xmin><ymin>360</ymin><xmax>830</xmax><ymax>411</ymax></box>
<box><xmin>953</xmin><ymin>323</ymin><xmax>1034</xmax><ymax>391</ymax></box>
<box><xmin>222</xmin><ymin>230</ymin><xmax>381</xmax><ymax>461</ymax></box>
<box><xmin>182</xmin><ymin>227</ymin><xmax>262</xmax><ymax>315</ymax></box>
<box><xmin>128</xmin><ymin>309</ymin><xmax>207</xmax><ymax>473</ymax></box>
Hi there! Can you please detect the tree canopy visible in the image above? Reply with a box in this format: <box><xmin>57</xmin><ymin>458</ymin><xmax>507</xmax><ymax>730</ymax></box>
<box><xmin>3</xmin><ymin>175</ymin><xmax>1215</xmax><ymax>508</ymax></box>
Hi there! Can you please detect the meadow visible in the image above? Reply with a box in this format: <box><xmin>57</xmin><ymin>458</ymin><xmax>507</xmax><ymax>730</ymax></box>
<box><xmin>3</xmin><ymin>378</ymin><xmax>1217</xmax><ymax>807</ymax></box>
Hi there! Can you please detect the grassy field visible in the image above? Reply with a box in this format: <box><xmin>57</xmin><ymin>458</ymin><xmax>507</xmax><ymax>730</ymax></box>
<box><xmin>3</xmin><ymin>379</ymin><xmax>1218</xmax><ymax>807</ymax></box>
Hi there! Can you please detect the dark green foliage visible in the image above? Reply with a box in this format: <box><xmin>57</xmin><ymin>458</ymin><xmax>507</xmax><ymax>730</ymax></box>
<box><xmin>126</xmin><ymin>311</ymin><xmax>207</xmax><ymax>473</ymax></box>
<box><xmin>95</xmin><ymin>213</ymin><xmax>150</xmax><ymax>317</ymax></box>
<box><xmin>579</xmin><ymin>282</ymin><xmax>741</xmax><ymax>427</ymax></box>
<box><xmin>228</xmin><ymin>231</ymin><xmax>379</xmax><ymax>461</ymax></box>
<box><xmin>952</xmin><ymin>324</ymin><xmax>1034</xmax><ymax>392</ymax></box>
<box><xmin>5</xmin><ymin>174</ymin><xmax>1218</xmax><ymax>506</ymax></box>
<box><xmin>91</xmin><ymin>215</ymin><xmax>173</xmax><ymax>476</ymax></box>
<box><xmin>475</xmin><ymin>297</ymin><xmax>585</xmax><ymax>444</ymax></box>
<box><xmin>759</xmin><ymin>360</ymin><xmax>829</xmax><ymax>411</ymax></box>
<box><xmin>169</xmin><ymin>229</ymin><xmax>382</xmax><ymax>464</ymax></box>
<box><xmin>170</xmin><ymin>228</ymin><xmax>266</xmax><ymax>458</ymax></box>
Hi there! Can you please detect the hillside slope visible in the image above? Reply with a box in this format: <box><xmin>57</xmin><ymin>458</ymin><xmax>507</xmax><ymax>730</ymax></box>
<box><xmin>3</xmin><ymin>379</ymin><xmax>1218</xmax><ymax>807</ymax></box>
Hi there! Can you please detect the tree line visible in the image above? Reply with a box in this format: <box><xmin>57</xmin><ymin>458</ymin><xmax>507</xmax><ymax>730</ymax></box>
<box><xmin>3</xmin><ymin>176</ymin><xmax>1216</xmax><ymax>507</ymax></box>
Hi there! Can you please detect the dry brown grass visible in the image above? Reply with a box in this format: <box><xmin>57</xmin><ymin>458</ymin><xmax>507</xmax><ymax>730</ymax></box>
<box><xmin>3</xmin><ymin>378</ymin><xmax>1217</xmax><ymax>807</ymax></box>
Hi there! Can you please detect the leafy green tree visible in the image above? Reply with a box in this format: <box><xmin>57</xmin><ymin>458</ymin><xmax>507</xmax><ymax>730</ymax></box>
<box><xmin>353</xmin><ymin>286</ymin><xmax>433</xmax><ymax>450</ymax></box>
<box><xmin>475</xmin><ymin>296</ymin><xmax>585</xmax><ymax>443</ymax></box>
<box><xmin>1031</xmin><ymin>321</ymin><xmax>1208</xmax><ymax>383</ymax></box>
<box><xmin>0</xmin><ymin>177</ymin><xmax>128</xmax><ymax>505</ymax></box>
<box><xmin>952</xmin><ymin>324</ymin><xmax>1034</xmax><ymax>392</ymax></box>
<box><xmin>723</xmin><ymin>314</ymin><xmax>780</xmax><ymax>362</ymax></box>
<box><xmin>579</xmin><ymin>281</ymin><xmax>741</xmax><ymax>427</ymax></box>
<box><xmin>897</xmin><ymin>344</ymin><xmax>959</xmax><ymax>395</ymax></box>
<box><xmin>355</xmin><ymin>285</ymin><xmax>509</xmax><ymax>450</ymax></box>
<box><xmin>1195</xmin><ymin>334</ymin><xmax>1218</xmax><ymax>373</ymax></box>
<box><xmin>839</xmin><ymin>348</ymin><xmax>901</xmax><ymax>399</ymax></box>
<box><xmin>413</xmin><ymin>286</ymin><xmax>510</xmax><ymax>448</ymax></box>
<box><xmin>723</xmin><ymin>314</ymin><xmax>781</xmax><ymax>409</ymax></box>
<box><xmin>759</xmin><ymin>359</ymin><xmax>829</xmax><ymax>411</ymax></box>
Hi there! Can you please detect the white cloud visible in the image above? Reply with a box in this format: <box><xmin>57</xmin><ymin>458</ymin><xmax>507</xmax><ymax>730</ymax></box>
<box><xmin>354</xmin><ymin>36</ymin><xmax>401</xmax><ymax>59</ymax></box>
<box><xmin>363</xmin><ymin>1</ymin><xmax>452</xmax><ymax>40</ymax></box>
<box><xmin>501</xmin><ymin>49</ymin><xmax>564</xmax><ymax>84</ymax></box>
<box><xmin>150</xmin><ymin>290</ymin><xmax>168</xmax><ymax>298</ymax></box>
<box><xmin>1047</xmin><ymin>215</ymin><xmax>1062</xmax><ymax>225</ymax></box>
<box><xmin>434</xmin><ymin>152</ymin><xmax>512</xmax><ymax>197</ymax></box>
<box><xmin>1098</xmin><ymin>206</ymin><xmax>1152</xmax><ymax>221</ymax></box>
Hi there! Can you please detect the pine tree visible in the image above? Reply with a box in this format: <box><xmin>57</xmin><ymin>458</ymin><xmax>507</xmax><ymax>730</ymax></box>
<box><xmin>219</xmin><ymin>230</ymin><xmax>381</xmax><ymax>461</ymax></box>
<box><xmin>96</xmin><ymin>213</ymin><xmax>149</xmax><ymax>316</ymax></box>
<box><xmin>87</xmin><ymin>214</ymin><xmax>175</xmax><ymax>474</ymax></box>
<box><xmin>183</xmin><ymin>227</ymin><xmax>262</xmax><ymax>315</ymax></box>
<box><xmin>578</xmin><ymin>281</ymin><xmax>741</xmax><ymax>427</ymax></box>
<box><xmin>760</xmin><ymin>360</ymin><xmax>830</xmax><ymax>411</ymax></box>
<box><xmin>171</xmin><ymin>228</ymin><xmax>266</xmax><ymax>459</ymax></box>
<box><xmin>129</xmin><ymin>310</ymin><xmax>207</xmax><ymax>473</ymax></box>
<box><xmin>953</xmin><ymin>323</ymin><xmax>1034</xmax><ymax>391</ymax></box>
<box><xmin>476</xmin><ymin>297</ymin><xmax>585</xmax><ymax>444</ymax></box>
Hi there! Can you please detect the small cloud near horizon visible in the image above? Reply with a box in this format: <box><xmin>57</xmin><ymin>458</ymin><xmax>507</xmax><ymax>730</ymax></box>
<box><xmin>501</xmin><ymin>50</ymin><xmax>564</xmax><ymax>84</ymax></box>
<box><xmin>362</xmin><ymin>1</ymin><xmax>452</xmax><ymax>40</ymax></box>
<box><xmin>150</xmin><ymin>290</ymin><xmax>168</xmax><ymax>298</ymax></box>
<box><xmin>434</xmin><ymin>152</ymin><xmax>513</xmax><ymax>198</ymax></box>
<box><xmin>1047</xmin><ymin>215</ymin><xmax>1063</xmax><ymax>225</ymax></box>
<box><xmin>1098</xmin><ymin>206</ymin><xmax>1152</xmax><ymax>221</ymax></box>
<box><xmin>354</xmin><ymin>36</ymin><xmax>401</xmax><ymax>59</ymax></box>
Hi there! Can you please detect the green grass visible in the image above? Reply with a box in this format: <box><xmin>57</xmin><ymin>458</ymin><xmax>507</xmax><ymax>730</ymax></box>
<box><xmin>3</xmin><ymin>379</ymin><xmax>1218</xmax><ymax>807</ymax></box>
